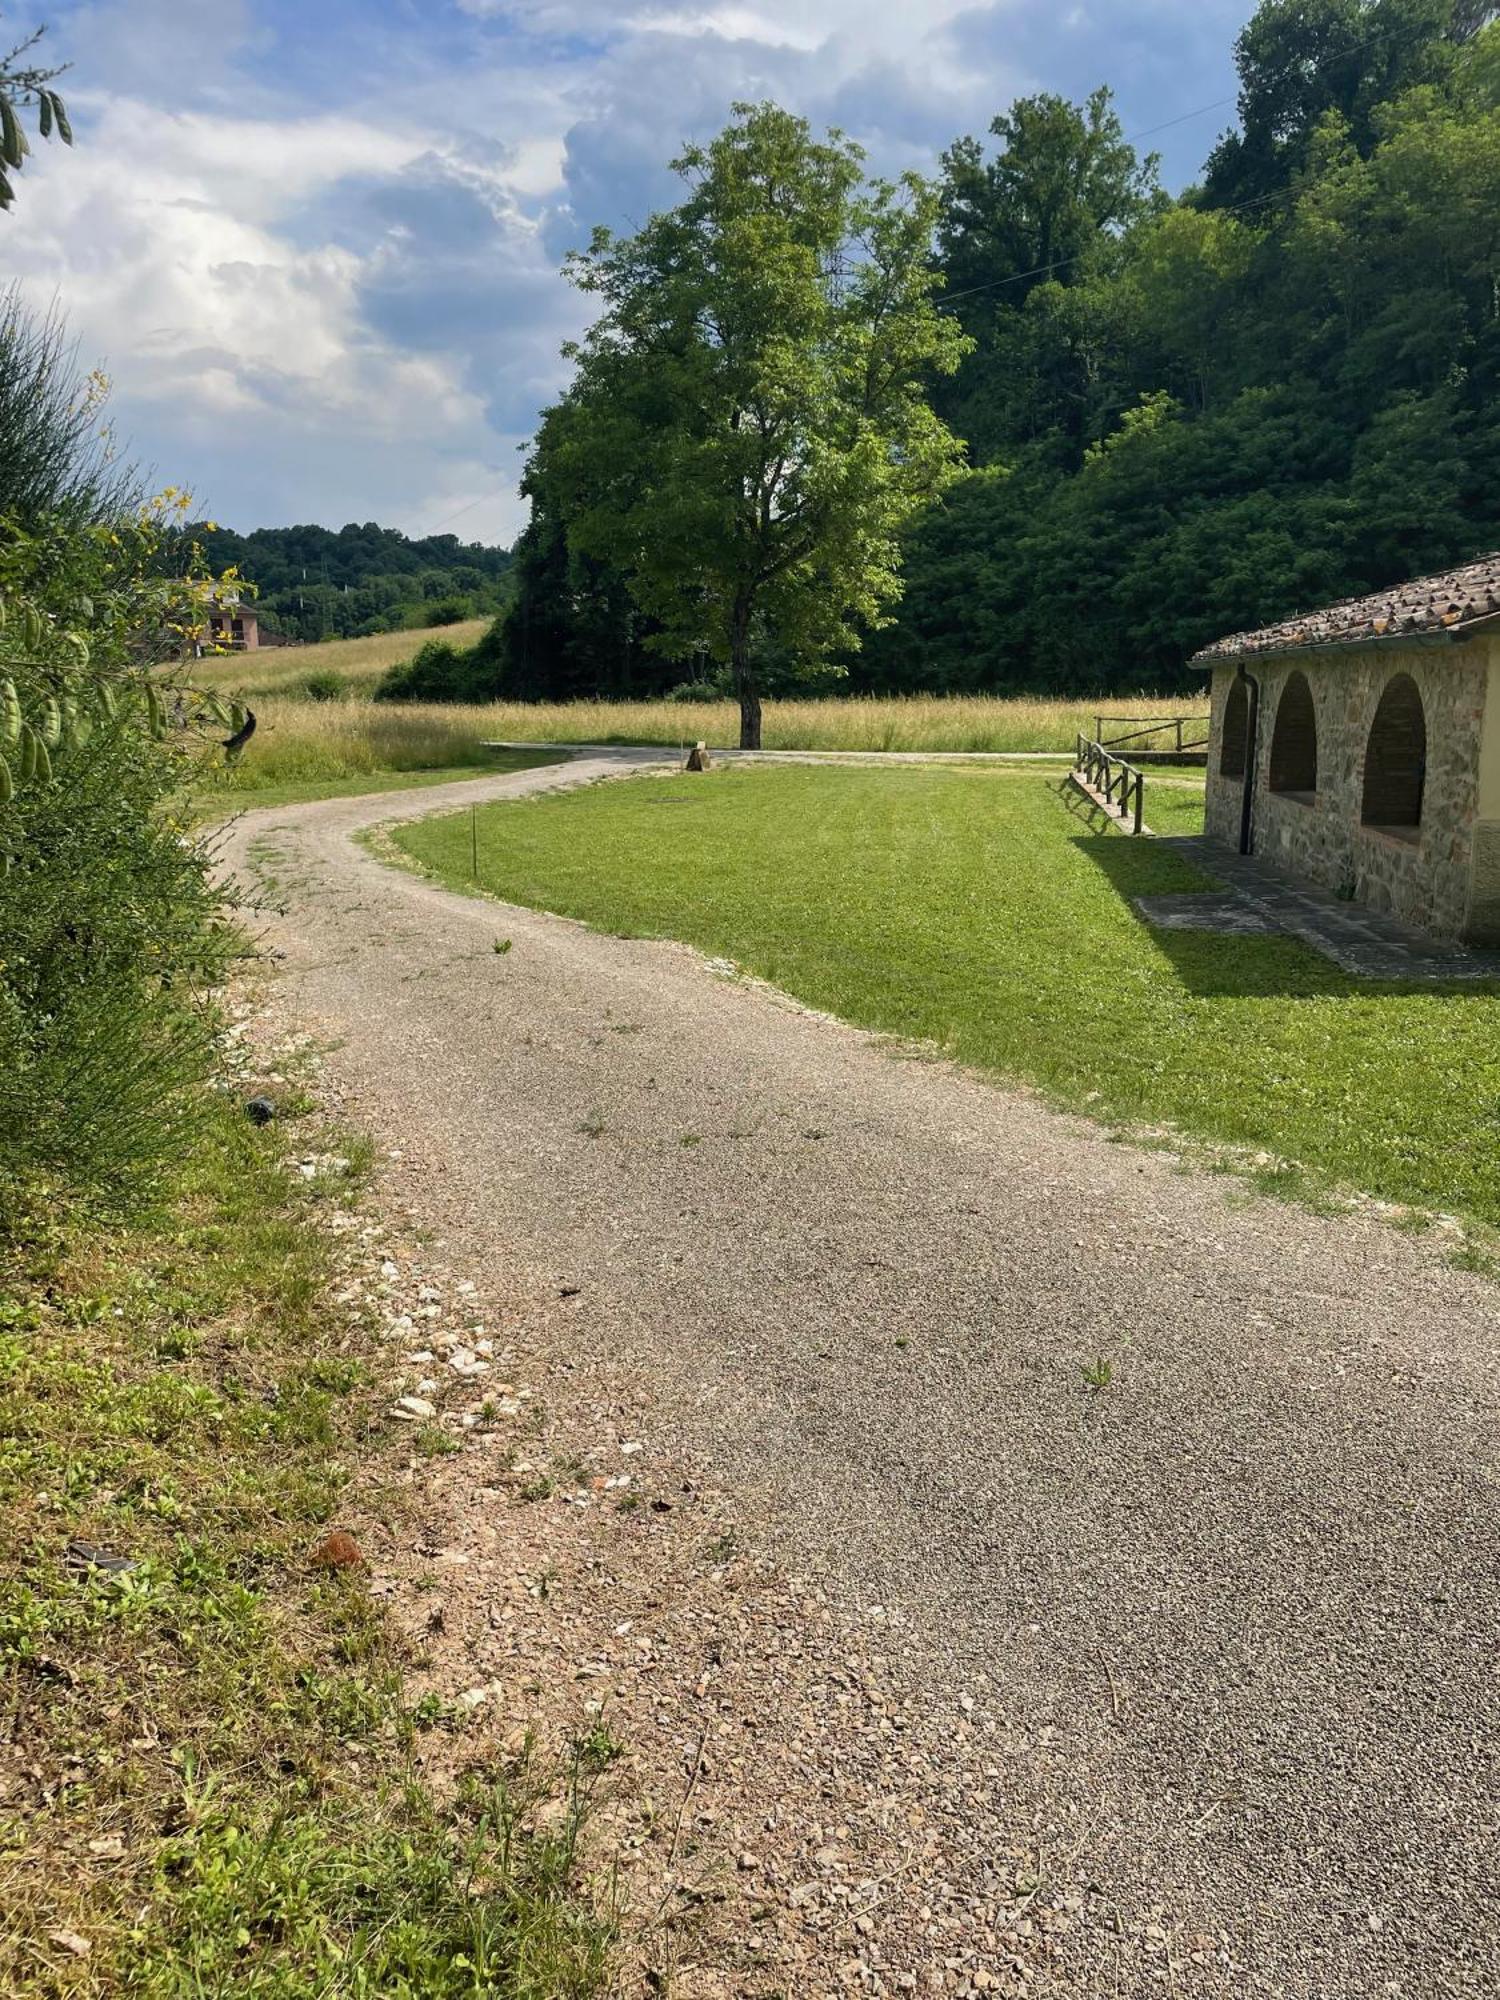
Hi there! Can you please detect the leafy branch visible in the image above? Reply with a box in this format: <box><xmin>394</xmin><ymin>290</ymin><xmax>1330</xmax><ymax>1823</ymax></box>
<box><xmin>0</xmin><ymin>17</ymin><xmax>72</xmax><ymax>212</ymax></box>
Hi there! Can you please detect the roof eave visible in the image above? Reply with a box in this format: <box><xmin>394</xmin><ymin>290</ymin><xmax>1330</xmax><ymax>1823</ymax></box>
<box><xmin>1193</xmin><ymin>611</ymin><xmax>1500</xmax><ymax>670</ymax></box>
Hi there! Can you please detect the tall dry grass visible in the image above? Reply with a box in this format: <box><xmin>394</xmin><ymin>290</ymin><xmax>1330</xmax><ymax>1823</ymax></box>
<box><xmin>193</xmin><ymin>620</ymin><xmax>491</xmax><ymax>699</ymax></box>
<box><xmin>212</xmin><ymin>692</ymin><xmax>1207</xmax><ymax>793</ymax></box>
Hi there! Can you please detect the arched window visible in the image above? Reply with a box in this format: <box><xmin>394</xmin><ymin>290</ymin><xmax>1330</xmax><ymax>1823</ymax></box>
<box><xmin>1268</xmin><ymin>670</ymin><xmax>1318</xmax><ymax>797</ymax></box>
<box><xmin>1362</xmin><ymin>673</ymin><xmax>1426</xmax><ymax>833</ymax></box>
<box><xmin>1220</xmin><ymin>677</ymin><xmax>1248</xmax><ymax>779</ymax></box>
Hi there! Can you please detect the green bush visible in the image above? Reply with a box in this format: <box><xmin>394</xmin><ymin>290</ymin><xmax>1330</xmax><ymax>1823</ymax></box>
<box><xmin>0</xmin><ymin>296</ymin><xmax>236</xmax><ymax>1211</ymax></box>
<box><xmin>0</xmin><ymin>682</ymin><xmax>231</xmax><ymax>1203</ymax></box>
<box><xmin>299</xmin><ymin>668</ymin><xmax>347</xmax><ymax>701</ymax></box>
<box><xmin>373</xmin><ymin>625</ymin><xmax>506</xmax><ymax>704</ymax></box>
<box><xmin>422</xmin><ymin>596</ymin><xmax>472</xmax><ymax>626</ymax></box>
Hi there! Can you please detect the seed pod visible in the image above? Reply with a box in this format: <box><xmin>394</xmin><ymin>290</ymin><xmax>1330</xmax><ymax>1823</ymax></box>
<box><xmin>0</xmin><ymin>752</ymin><xmax>11</xmax><ymax>806</ymax></box>
<box><xmin>60</xmin><ymin>697</ymin><xmax>83</xmax><ymax>751</ymax></box>
<box><xmin>39</xmin><ymin>697</ymin><xmax>61</xmax><ymax>750</ymax></box>
<box><xmin>98</xmin><ymin>681</ymin><xmax>117</xmax><ymax>722</ymax></box>
<box><xmin>0</xmin><ymin>680</ymin><xmax>19</xmax><ymax>750</ymax></box>
<box><xmin>146</xmin><ymin>685</ymin><xmax>165</xmax><ymax>740</ymax></box>
<box><xmin>22</xmin><ymin>604</ymin><xmax>42</xmax><ymax>652</ymax></box>
<box><xmin>0</xmin><ymin>96</ymin><xmax>24</xmax><ymax>172</ymax></box>
<box><xmin>0</xmin><ymin>595</ymin><xmax>8</xmax><ymax>632</ymax></box>
<box><xmin>17</xmin><ymin>725</ymin><xmax>37</xmax><ymax>784</ymax></box>
<box><xmin>33</xmin><ymin>733</ymin><xmax>52</xmax><ymax>784</ymax></box>
<box><xmin>61</xmin><ymin>630</ymin><xmax>90</xmax><ymax>669</ymax></box>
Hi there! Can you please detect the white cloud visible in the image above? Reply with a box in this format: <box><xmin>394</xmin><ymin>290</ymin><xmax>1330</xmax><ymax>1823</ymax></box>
<box><xmin>2</xmin><ymin>0</ymin><xmax>1118</xmax><ymax>540</ymax></box>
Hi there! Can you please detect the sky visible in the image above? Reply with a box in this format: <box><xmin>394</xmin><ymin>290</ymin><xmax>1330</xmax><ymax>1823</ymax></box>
<box><xmin>5</xmin><ymin>0</ymin><xmax>1255</xmax><ymax>546</ymax></box>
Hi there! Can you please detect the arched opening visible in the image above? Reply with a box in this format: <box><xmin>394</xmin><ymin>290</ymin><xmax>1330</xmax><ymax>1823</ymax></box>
<box><xmin>1220</xmin><ymin>677</ymin><xmax>1248</xmax><ymax>778</ymax></box>
<box><xmin>1361</xmin><ymin>672</ymin><xmax>1426</xmax><ymax>836</ymax></box>
<box><xmin>1268</xmin><ymin>670</ymin><xmax>1318</xmax><ymax>798</ymax></box>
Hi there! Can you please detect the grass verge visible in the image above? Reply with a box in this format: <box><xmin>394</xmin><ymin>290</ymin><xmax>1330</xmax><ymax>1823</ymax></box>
<box><xmin>0</xmin><ymin>1089</ymin><xmax>614</xmax><ymax>1996</ymax></box>
<box><xmin>188</xmin><ymin>749</ymin><xmax>567</xmax><ymax>821</ymax></box>
<box><xmin>392</xmin><ymin>761</ymin><xmax>1500</xmax><ymax>1234</ymax></box>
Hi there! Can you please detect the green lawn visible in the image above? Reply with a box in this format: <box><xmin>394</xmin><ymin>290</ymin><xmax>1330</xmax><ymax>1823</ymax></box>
<box><xmin>394</xmin><ymin>763</ymin><xmax>1500</xmax><ymax>1234</ymax></box>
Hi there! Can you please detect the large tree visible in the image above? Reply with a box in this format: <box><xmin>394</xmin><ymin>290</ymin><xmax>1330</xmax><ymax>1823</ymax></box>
<box><xmin>535</xmin><ymin>101</ymin><xmax>969</xmax><ymax>748</ymax></box>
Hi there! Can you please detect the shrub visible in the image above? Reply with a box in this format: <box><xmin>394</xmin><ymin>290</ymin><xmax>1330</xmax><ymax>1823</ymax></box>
<box><xmin>373</xmin><ymin>627</ymin><xmax>505</xmax><ymax>704</ymax></box>
<box><xmin>0</xmin><ymin>707</ymin><xmax>230</xmax><ymax>1199</ymax></box>
<box><xmin>299</xmin><ymin>668</ymin><xmax>346</xmax><ymax>701</ymax></box>
<box><xmin>0</xmin><ymin>296</ymin><xmax>238</xmax><ymax>1212</ymax></box>
<box><xmin>423</xmin><ymin>596</ymin><xmax>471</xmax><ymax>626</ymax></box>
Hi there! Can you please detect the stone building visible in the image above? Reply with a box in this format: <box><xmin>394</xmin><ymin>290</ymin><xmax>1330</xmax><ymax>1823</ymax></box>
<box><xmin>1195</xmin><ymin>556</ymin><xmax>1500</xmax><ymax>945</ymax></box>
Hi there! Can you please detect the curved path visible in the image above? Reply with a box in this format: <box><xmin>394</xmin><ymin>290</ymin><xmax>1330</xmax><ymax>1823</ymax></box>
<box><xmin>223</xmin><ymin>754</ymin><xmax>1500</xmax><ymax>1999</ymax></box>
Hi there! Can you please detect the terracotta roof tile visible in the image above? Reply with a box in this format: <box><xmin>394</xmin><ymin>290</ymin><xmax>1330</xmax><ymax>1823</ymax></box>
<box><xmin>1192</xmin><ymin>554</ymin><xmax>1500</xmax><ymax>664</ymax></box>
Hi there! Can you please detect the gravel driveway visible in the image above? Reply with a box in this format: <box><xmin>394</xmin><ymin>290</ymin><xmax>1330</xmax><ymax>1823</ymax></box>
<box><xmin>223</xmin><ymin>753</ymin><xmax>1500</xmax><ymax>1999</ymax></box>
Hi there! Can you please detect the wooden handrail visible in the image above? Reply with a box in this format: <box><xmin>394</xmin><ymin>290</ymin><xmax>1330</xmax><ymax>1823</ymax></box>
<box><xmin>1074</xmin><ymin>734</ymin><xmax>1145</xmax><ymax>834</ymax></box>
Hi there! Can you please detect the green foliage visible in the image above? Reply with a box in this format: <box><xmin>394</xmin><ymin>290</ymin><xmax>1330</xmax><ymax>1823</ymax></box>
<box><xmin>864</xmin><ymin>6</ymin><xmax>1500</xmax><ymax>695</ymax></box>
<box><xmin>533</xmin><ymin>101</ymin><xmax>969</xmax><ymax>745</ymax></box>
<box><xmin>397</xmin><ymin>764</ymin><xmax>1500</xmax><ymax>1234</ymax></box>
<box><xmin>163</xmin><ymin>520</ymin><xmax>515</xmax><ymax>646</ymax></box>
<box><xmin>373</xmin><ymin>628</ymin><xmax>507</xmax><ymax>704</ymax></box>
<box><xmin>0</xmin><ymin>19</ymin><xmax>71</xmax><ymax>215</ymax></box>
<box><xmin>502</xmin><ymin>11</ymin><xmax>1500</xmax><ymax>705</ymax></box>
<box><xmin>0</xmin><ymin>287</ymin><xmax>133</xmax><ymax>524</ymax></box>
<box><xmin>0</xmin><ymin>300</ymin><xmax>243</xmax><ymax>1203</ymax></box>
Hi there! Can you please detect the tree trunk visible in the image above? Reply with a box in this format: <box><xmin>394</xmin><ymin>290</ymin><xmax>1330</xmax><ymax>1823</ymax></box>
<box><xmin>732</xmin><ymin>609</ymin><xmax>760</xmax><ymax>750</ymax></box>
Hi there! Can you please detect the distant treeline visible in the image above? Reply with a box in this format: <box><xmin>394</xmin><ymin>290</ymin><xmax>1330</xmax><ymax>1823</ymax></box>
<box><xmin>166</xmin><ymin>520</ymin><xmax>515</xmax><ymax>645</ymax></box>
<box><xmin>404</xmin><ymin>0</ymin><xmax>1499</xmax><ymax>706</ymax></box>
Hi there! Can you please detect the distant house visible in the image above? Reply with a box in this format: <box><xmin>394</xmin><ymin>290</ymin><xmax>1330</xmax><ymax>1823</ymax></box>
<box><xmin>1196</xmin><ymin>556</ymin><xmax>1500</xmax><ymax>944</ymax></box>
<box><xmin>205</xmin><ymin>602</ymin><xmax>260</xmax><ymax>651</ymax></box>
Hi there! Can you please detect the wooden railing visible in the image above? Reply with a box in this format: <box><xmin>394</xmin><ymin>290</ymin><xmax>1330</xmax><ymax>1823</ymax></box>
<box><xmin>1073</xmin><ymin>734</ymin><xmax>1146</xmax><ymax>835</ymax></box>
<box><xmin>1094</xmin><ymin>714</ymin><xmax>1209</xmax><ymax>763</ymax></box>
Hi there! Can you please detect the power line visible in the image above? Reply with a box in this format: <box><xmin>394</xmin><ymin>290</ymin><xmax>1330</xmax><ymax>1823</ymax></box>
<box><xmin>932</xmin><ymin>9</ymin><xmax>1440</xmax><ymax>312</ymax></box>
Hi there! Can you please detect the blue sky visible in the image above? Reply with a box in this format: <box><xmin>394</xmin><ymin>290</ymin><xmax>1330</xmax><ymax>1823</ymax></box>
<box><xmin>7</xmin><ymin>0</ymin><xmax>1253</xmax><ymax>544</ymax></box>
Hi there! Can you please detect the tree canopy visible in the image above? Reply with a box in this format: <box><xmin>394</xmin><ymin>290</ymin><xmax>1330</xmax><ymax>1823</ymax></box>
<box><xmin>164</xmin><ymin>520</ymin><xmax>515</xmax><ymax>643</ymax></box>
<box><xmin>495</xmin><ymin>0</ymin><xmax>1500</xmax><ymax>704</ymax></box>
<box><xmin>525</xmin><ymin>102</ymin><xmax>968</xmax><ymax>746</ymax></box>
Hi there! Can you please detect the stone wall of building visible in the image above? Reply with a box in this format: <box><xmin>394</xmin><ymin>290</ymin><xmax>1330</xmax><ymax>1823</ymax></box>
<box><xmin>1203</xmin><ymin>639</ymin><xmax>1498</xmax><ymax>942</ymax></box>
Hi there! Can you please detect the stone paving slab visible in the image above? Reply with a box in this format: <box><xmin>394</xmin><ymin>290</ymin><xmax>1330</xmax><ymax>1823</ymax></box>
<box><xmin>1133</xmin><ymin>892</ymin><xmax>1281</xmax><ymax>936</ymax></box>
<box><xmin>1160</xmin><ymin>836</ymin><xmax>1500</xmax><ymax>981</ymax></box>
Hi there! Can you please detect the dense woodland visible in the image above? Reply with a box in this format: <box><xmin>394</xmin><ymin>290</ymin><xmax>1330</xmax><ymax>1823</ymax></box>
<box><xmin>168</xmin><ymin>520</ymin><xmax>514</xmax><ymax>644</ymax></box>
<box><xmin>461</xmin><ymin>0</ymin><xmax>1500</xmax><ymax>704</ymax></box>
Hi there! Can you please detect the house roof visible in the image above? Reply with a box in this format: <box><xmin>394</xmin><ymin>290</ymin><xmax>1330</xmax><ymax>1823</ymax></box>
<box><xmin>1193</xmin><ymin>553</ymin><xmax>1500</xmax><ymax>665</ymax></box>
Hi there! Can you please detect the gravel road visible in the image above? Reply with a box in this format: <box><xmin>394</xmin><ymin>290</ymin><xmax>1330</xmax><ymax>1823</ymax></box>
<box><xmin>223</xmin><ymin>753</ymin><xmax>1500</xmax><ymax>1999</ymax></box>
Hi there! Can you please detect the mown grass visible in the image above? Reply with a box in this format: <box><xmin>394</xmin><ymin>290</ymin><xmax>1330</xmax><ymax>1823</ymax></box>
<box><xmin>193</xmin><ymin>621</ymin><xmax>491</xmax><ymax>700</ymax></box>
<box><xmin>0</xmin><ymin>1097</ymin><xmax>614</xmax><ymax>1996</ymax></box>
<box><xmin>394</xmin><ymin>762</ymin><xmax>1500</xmax><ymax>1232</ymax></box>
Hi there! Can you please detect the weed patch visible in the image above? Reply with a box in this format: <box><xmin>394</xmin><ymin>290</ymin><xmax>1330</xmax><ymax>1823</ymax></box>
<box><xmin>0</xmin><ymin>1096</ymin><xmax>614</xmax><ymax>1995</ymax></box>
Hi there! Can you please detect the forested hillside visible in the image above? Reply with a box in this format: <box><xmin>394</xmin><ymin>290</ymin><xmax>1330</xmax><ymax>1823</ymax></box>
<box><xmin>168</xmin><ymin>520</ymin><xmax>514</xmax><ymax>644</ymax></box>
<box><xmin>492</xmin><ymin>0</ymin><xmax>1500</xmax><ymax>702</ymax></box>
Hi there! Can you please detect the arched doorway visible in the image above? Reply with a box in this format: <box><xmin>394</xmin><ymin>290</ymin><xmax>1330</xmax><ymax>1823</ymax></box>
<box><xmin>1220</xmin><ymin>677</ymin><xmax>1248</xmax><ymax>779</ymax></box>
<box><xmin>1268</xmin><ymin>671</ymin><xmax>1318</xmax><ymax>797</ymax></box>
<box><xmin>1361</xmin><ymin>673</ymin><xmax>1426</xmax><ymax>835</ymax></box>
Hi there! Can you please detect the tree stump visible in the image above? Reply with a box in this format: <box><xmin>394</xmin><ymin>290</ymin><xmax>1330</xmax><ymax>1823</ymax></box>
<box><xmin>685</xmin><ymin>741</ymin><xmax>712</xmax><ymax>771</ymax></box>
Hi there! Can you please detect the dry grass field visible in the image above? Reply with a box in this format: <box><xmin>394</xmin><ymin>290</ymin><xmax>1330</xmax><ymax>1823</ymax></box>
<box><xmin>193</xmin><ymin>619</ymin><xmax>491</xmax><ymax>698</ymax></box>
<box><xmin>207</xmin><ymin>688</ymin><xmax>1208</xmax><ymax>799</ymax></box>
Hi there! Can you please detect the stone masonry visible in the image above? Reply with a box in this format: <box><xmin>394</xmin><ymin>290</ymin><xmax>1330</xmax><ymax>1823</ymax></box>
<box><xmin>1203</xmin><ymin>634</ymin><xmax>1500</xmax><ymax>945</ymax></box>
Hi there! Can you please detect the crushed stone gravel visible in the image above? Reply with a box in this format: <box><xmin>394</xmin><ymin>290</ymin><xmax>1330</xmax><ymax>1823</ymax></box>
<box><xmin>222</xmin><ymin>756</ymin><xmax>1500</xmax><ymax>1998</ymax></box>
